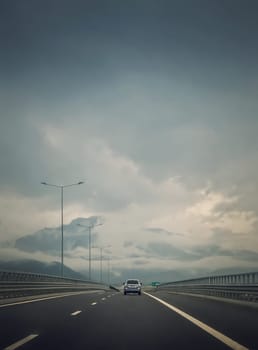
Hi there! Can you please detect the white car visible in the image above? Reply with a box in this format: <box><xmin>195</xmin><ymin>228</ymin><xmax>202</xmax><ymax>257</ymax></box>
<box><xmin>123</xmin><ymin>279</ymin><xmax>142</xmax><ymax>295</ymax></box>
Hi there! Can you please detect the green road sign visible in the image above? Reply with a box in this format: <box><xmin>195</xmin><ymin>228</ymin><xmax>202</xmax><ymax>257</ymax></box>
<box><xmin>151</xmin><ymin>281</ymin><xmax>160</xmax><ymax>286</ymax></box>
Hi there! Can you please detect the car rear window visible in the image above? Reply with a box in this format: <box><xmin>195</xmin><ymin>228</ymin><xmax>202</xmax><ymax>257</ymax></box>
<box><xmin>127</xmin><ymin>280</ymin><xmax>139</xmax><ymax>284</ymax></box>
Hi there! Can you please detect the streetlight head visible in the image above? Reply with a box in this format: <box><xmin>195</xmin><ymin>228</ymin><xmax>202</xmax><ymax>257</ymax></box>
<box><xmin>78</xmin><ymin>181</ymin><xmax>84</xmax><ymax>185</ymax></box>
<box><xmin>41</xmin><ymin>182</ymin><xmax>47</xmax><ymax>185</ymax></box>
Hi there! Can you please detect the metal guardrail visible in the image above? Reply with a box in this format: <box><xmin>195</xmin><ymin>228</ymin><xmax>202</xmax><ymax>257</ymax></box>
<box><xmin>0</xmin><ymin>270</ymin><xmax>111</xmax><ymax>301</ymax></box>
<box><xmin>157</xmin><ymin>271</ymin><xmax>258</xmax><ymax>303</ymax></box>
<box><xmin>160</xmin><ymin>271</ymin><xmax>258</xmax><ymax>286</ymax></box>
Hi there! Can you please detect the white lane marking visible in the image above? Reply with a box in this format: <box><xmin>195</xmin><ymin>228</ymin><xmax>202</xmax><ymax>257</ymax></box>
<box><xmin>91</xmin><ymin>302</ymin><xmax>97</xmax><ymax>305</ymax></box>
<box><xmin>71</xmin><ymin>310</ymin><xmax>82</xmax><ymax>316</ymax></box>
<box><xmin>144</xmin><ymin>292</ymin><xmax>249</xmax><ymax>350</ymax></box>
<box><xmin>101</xmin><ymin>297</ymin><xmax>106</xmax><ymax>301</ymax></box>
<box><xmin>4</xmin><ymin>334</ymin><xmax>39</xmax><ymax>350</ymax></box>
<box><xmin>0</xmin><ymin>290</ymin><xmax>101</xmax><ymax>308</ymax></box>
<box><xmin>107</xmin><ymin>295</ymin><xmax>111</xmax><ymax>298</ymax></box>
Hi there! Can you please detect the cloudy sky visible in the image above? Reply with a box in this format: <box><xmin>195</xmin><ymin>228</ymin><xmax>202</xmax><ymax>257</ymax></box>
<box><xmin>1</xmin><ymin>0</ymin><xmax>258</xmax><ymax>281</ymax></box>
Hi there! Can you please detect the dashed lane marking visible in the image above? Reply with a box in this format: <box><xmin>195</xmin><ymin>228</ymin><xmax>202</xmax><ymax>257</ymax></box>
<box><xmin>4</xmin><ymin>334</ymin><xmax>39</xmax><ymax>350</ymax></box>
<box><xmin>71</xmin><ymin>310</ymin><xmax>82</xmax><ymax>316</ymax></box>
<box><xmin>91</xmin><ymin>302</ymin><xmax>97</xmax><ymax>306</ymax></box>
<box><xmin>144</xmin><ymin>292</ymin><xmax>249</xmax><ymax>350</ymax></box>
<box><xmin>101</xmin><ymin>297</ymin><xmax>106</xmax><ymax>301</ymax></box>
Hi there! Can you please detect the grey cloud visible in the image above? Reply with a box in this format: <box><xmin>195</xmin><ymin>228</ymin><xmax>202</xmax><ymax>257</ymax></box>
<box><xmin>3</xmin><ymin>217</ymin><xmax>101</xmax><ymax>255</ymax></box>
<box><xmin>128</xmin><ymin>254</ymin><xmax>143</xmax><ymax>259</ymax></box>
<box><xmin>145</xmin><ymin>228</ymin><xmax>184</xmax><ymax>236</ymax></box>
<box><xmin>191</xmin><ymin>245</ymin><xmax>235</xmax><ymax>260</ymax></box>
<box><xmin>136</xmin><ymin>242</ymin><xmax>258</xmax><ymax>264</ymax></box>
<box><xmin>0</xmin><ymin>117</ymin><xmax>45</xmax><ymax>197</ymax></box>
<box><xmin>137</xmin><ymin>242</ymin><xmax>200</xmax><ymax>261</ymax></box>
<box><xmin>212</xmin><ymin>185</ymin><xmax>258</xmax><ymax>219</ymax></box>
<box><xmin>189</xmin><ymin>245</ymin><xmax>258</xmax><ymax>263</ymax></box>
<box><xmin>132</xmin><ymin>259</ymin><xmax>149</xmax><ymax>266</ymax></box>
<box><xmin>123</xmin><ymin>241</ymin><xmax>134</xmax><ymax>248</ymax></box>
<box><xmin>236</xmin><ymin>250</ymin><xmax>258</xmax><ymax>262</ymax></box>
<box><xmin>211</xmin><ymin>229</ymin><xmax>247</xmax><ymax>244</ymax></box>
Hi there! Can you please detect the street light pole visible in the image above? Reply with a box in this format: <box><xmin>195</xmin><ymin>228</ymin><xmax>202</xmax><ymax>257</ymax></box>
<box><xmin>77</xmin><ymin>222</ymin><xmax>103</xmax><ymax>280</ymax></box>
<box><xmin>92</xmin><ymin>245</ymin><xmax>111</xmax><ymax>283</ymax></box>
<box><xmin>41</xmin><ymin>181</ymin><xmax>84</xmax><ymax>277</ymax></box>
<box><xmin>89</xmin><ymin>224</ymin><xmax>92</xmax><ymax>280</ymax></box>
<box><xmin>107</xmin><ymin>253</ymin><xmax>112</xmax><ymax>285</ymax></box>
<box><xmin>107</xmin><ymin>249</ymin><xmax>112</xmax><ymax>285</ymax></box>
<box><xmin>107</xmin><ymin>255</ymin><xmax>110</xmax><ymax>285</ymax></box>
<box><xmin>61</xmin><ymin>186</ymin><xmax>63</xmax><ymax>277</ymax></box>
<box><xmin>100</xmin><ymin>247</ymin><xmax>103</xmax><ymax>283</ymax></box>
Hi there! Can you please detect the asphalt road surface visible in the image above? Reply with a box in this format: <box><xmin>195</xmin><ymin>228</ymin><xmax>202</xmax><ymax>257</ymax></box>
<box><xmin>1</xmin><ymin>289</ymin><xmax>258</xmax><ymax>350</ymax></box>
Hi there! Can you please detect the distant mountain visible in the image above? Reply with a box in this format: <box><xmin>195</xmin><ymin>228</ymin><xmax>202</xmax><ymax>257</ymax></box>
<box><xmin>13</xmin><ymin>216</ymin><xmax>101</xmax><ymax>255</ymax></box>
<box><xmin>108</xmin><ymin>266</ymin><xmax>258</xmax><ymax>286</ymax></box>
<box><xmin>112</xmin><ymin>267</ymin><xmax>217</xmax><ymax>285</ymax></box>
<box><xmin>0</xmin><ymin>259</ymin><xmax>87</xmax><ymax>280</ymax></box>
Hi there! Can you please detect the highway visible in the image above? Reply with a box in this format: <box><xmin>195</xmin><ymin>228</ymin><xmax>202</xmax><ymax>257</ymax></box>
<box><xmin>1</xmin><ymin>289</ymin><xmax>258</xmax><ymax>350</ymax></box>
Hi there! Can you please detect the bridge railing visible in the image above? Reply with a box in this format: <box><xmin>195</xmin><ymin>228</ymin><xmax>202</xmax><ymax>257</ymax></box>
<box><xmin>0</xmin><ymin>269</ymin><xmax>111</xmax><ymax>303</ymax></box>
<box><xmin>157</xmin><ymin>271</ymin><xmax>258</xmax><ymax>303</ymax></box>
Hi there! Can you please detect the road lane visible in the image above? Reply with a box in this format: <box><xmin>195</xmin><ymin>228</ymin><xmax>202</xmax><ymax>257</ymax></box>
<box><xmin>2</xmin><ymin>290</ymin><xmax>257</xmax><ymax>350</ymax></box>
<box><xmin>151</xmin><ymin>290</ymin><xmax>258</xmax><ymax>350</ymax></box>
<box><xmin>145</xmin><ymin>292</ymin><xmax>248</xmax><ymax>350</ymax></box>
<box><xmin>0</xmin><ymin>290</ymin><xmax>109</xmax><ymax>349</ymax></box>
<box><xmin>16</xmin><ymin>291</ymin><xmax>229</xmax><ymax>350</ymax></box>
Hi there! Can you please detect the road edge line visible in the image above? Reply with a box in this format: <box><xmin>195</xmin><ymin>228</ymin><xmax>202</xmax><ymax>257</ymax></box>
<box><xmin>0</xmin><ymin>290</ymin><xmax>100</xmax><ymax>308</ymax></box>
<box><xmin>4</xmin><ymin>334</ymin><xmax>39</xmax><ymax>350</ymax></box>
<box><xmin>144</xmin><ymin>292</ymin><xmax>249</xmax><ymax>350</ymax></box>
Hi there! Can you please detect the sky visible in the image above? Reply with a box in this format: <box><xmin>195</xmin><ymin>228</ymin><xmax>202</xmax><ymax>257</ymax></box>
<box><xmin>1</xmin><ymin>0</ymin><xmax>258</xmax><ymax>282</ymax></box>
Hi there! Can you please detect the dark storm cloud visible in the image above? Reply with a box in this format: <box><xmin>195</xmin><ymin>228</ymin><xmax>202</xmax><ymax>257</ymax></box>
<box><xmin>0</xmin><ymin>1</ymin><xmax>257</xmax><ymax>201</ymax></box>
<box><xmin>2</xmin><ymin>0</ymin><xmax>258</xmax><ymax>131</ymax></box>
<box><xmin>2</xmin><ymin>0</ymin><xmax>258</xmax><ymax>195</ymax></box>
<box><xmin>2</xmin><ymin>0</ymin><xmax>258</xmax><ymax>91</ymax></box>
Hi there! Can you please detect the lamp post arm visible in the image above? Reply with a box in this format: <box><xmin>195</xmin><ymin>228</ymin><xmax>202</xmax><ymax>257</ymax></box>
<box><xmin>63</xmin><ymin>182</ymin><xmax>84</xmax><ymax>188</ymax></box>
